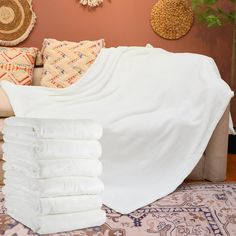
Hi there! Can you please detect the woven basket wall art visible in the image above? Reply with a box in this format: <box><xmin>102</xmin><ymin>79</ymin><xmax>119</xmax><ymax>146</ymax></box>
<box><xmin>150</xmin><ymin>0</ymin><xmax>194</xmax><ymax>40</ymax></box>
<box><xmin>80</xmin><ymin>0</ymin><xmax>103</xmax><ymax>7</ymax></box>
<box><xmin>0</xmin><ymin>0</ymin><xmax>36</xmax><ymax>46</ymax></box>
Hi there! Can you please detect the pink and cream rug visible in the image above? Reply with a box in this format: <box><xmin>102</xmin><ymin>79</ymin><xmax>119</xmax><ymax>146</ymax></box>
<box><xmin>0</xmin><ymin>183</ymin><xmax>236</xmax><ymax>236</ymax></box>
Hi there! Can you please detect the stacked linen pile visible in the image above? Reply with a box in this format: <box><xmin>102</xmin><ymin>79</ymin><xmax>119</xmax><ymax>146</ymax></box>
<box><xmin>2</xmin><ymin>117</ymin><xmax>106</xmax><ymax>234</ymax></box>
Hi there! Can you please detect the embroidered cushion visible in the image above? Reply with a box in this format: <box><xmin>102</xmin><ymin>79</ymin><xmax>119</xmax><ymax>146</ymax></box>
<box><xmin>40</xmin><ymin>39</ymin><xmax>105</xmax><ymax>88</ymax></box>
<box><xmin>0</xmin><ymin>47</ymin><xmax>38</xmax><ymax>85</ymax></box>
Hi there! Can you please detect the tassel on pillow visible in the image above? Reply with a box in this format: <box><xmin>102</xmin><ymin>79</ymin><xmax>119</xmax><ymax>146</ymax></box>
<box><xmin>80</xmin><ymin>0</ymin><xmax>103</xmax><ymax>7</ymax></box>
<box><xmin>80</xmin><ymin>0</ymin><xmax>88</xmax><ymax>6</ymax></box>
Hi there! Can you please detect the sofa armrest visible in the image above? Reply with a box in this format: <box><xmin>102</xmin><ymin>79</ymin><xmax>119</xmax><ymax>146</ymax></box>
<box><xmin>203</xmin><ymin>105</ymin><xmax>230</xmax><ymax>181</ymax></box>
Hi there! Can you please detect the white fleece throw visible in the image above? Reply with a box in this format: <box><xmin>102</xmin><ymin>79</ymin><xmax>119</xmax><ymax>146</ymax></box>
<box><xmin>6</xmin><ymin>207</ymin><xmax>106</xmax><ymax>234</ymax></box>
<box><xmin>3</xmin><ymin>158</ymin><xmax>103</xmax><ymax>178</ymax></box>
<box><xmin>4</xmin><ymin>174</ymin><xmax>104</xmax><ymax>197</ymax></box>
<box><xmin>1</xmin><ymin>47</ymin><xmax>234</xmax><ymax>214</ymax></box>
<box><xmin>3</xmin><ymin>186</ymin><xmax>102</xmax><ymax>215</ymax></box>
<box><xmin>3</xmin><ymin>118</ymin><xmax>103</xmax><ymax>140</ymax></box>
<box><xmin>2</xmin><ymin>138</ymin><xmax>102</xmax><ymax>160</ymax></box>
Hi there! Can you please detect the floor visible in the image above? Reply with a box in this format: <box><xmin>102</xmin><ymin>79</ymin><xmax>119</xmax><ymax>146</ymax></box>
<box><xmin>227</xmin><ymin>154</ymin><xmax>236</xmax><ymax>181</ymax></box>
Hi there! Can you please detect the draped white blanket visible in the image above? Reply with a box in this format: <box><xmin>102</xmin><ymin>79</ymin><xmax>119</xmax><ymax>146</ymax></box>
<box><xmin>1</xmin><ymin>47</ymin><xmax>234</xmax><ymax>214</ymax></box>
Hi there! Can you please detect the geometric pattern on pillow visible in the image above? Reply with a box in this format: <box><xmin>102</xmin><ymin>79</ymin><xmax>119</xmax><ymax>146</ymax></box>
<box><xmin>40</xmin><ymin>39</ymin><xmax>105</xmax><ymax>88</ymax></box>
<box><xmin>0</xmin><ymin>47</ymin><xmax>38</xmax><ymax>85</ymax></box>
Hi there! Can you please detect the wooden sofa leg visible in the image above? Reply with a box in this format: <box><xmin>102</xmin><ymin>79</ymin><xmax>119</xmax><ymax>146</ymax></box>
<box><xmin>204</xmin><ymin>105</ymin><xmax>230</xmax><ymax>182</ymax></box>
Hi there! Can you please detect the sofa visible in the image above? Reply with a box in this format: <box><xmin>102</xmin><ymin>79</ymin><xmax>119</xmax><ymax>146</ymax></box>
<box><xmin>0</xmin><ymin>68</ymin><xmax>230</xmax><ymax>185</ymax></box>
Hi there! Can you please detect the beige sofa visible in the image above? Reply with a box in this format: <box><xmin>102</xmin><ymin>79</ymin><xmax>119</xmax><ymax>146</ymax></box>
<box><xmin>0</xmin><ymin>68</ymin><xmax>230</xmax><ymax>183</ymax></box>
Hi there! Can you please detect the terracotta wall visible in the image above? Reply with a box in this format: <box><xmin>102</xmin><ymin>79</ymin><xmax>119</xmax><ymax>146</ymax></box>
<box><xmin>20</xmin><ymin>0</ymin><xmax>235</xmax><ymax>123</ymax></box>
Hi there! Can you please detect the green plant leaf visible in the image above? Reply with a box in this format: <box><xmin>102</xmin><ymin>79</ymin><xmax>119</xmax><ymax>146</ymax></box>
<box><xmin>192</xmin><ymin>0</ymin><xmax>197</xmax><ymax>8</ymax></box>
<box><xmin>192</xmin><ymin>0</ymin><xmax>235</xmax><ymax>27</ymax></box>
<box><xmin>225</xmin><ymin>11</ymin><xmax>236</xmax><ymax>23</ymax></box>
<box><xmin>217</xmin><ymin>8</ymin><xmax>224</xmax><ymax>14</ymax></box>
<box><xmin>204</xmin><ymin>0</ymin><xmax>218</xmax><ymax>4</ymax></box>
<box><xmin>206</xmin><ymin>15</ymin><xmax>222</xmax><ymax>27</ymax></box>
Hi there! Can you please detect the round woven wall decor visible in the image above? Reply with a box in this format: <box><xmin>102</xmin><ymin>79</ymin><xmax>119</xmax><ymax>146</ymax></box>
<box><xmin>150</xmin><ymin>0</ymin><xmax>194</xmax><ymax>40</ymax></box>
<box><xmin>0</xmin><ymin>0</ymin><xmax>36</xmax><ymax>46</ymax></box>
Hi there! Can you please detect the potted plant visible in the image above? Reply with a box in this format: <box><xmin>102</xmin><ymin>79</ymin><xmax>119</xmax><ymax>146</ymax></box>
<box><xmin>192</xmin><ymin>0</ymin><xmax>236</xmax><ymax>153</ymax></box>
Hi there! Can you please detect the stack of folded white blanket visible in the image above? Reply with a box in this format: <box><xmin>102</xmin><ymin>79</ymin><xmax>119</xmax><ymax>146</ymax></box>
<box><xmin>2</xmin><ymin>117</ymin><xmax>106</xmax><ymax>234</ymax></box>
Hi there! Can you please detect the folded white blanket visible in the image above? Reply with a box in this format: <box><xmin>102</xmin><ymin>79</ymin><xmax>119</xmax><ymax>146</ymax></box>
<box><xmin>3</xmin><ymin>186</ymin><xmax>102</xmax><ymax>215</ymax></box>
<box><xmin>3</xmin><ymin>158</ymin><xmax>103</xmax><ymax>178</ymax></box>
<box><xmin>4</xmin><ymin>174</ymin><xmax>104</xmax><ymax>197</ymax></box>
<box><xmin>3</xmin><ymin>117</ymin><xmax>103</xmax><ymax>140</ymax></box>
<box><xmin>2</xmin><ymin>139</ymin><xmax>102</xmax><ymax>160</ymax></box>
<box><xmin>6</xmin><ymin>207</ymin><xmax>106</xmax><ymax>234</ymax></box>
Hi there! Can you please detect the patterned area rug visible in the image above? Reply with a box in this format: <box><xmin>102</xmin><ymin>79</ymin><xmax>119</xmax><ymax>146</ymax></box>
<box><xmin>0</xmin><ymin>183</ymin><xmax>236</xmax><ymax>236</ymax></box>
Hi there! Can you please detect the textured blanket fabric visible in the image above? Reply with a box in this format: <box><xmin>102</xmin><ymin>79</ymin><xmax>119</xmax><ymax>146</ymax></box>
<box><xmin>3</xmin><ymin>158</ymin><xmax>103</xmax><ymax>178</ymax></box>
<box><xmin>4</xmin><ymin>187</ymin><xmax>102</xmax><ymax>215</ymax></box>
<box><xmin>0</xmin><ymin>183</ymin><xmax>236</xmax><ymax>235</ymax></box>
<box><xmin>3</xmin><ymin>118</ymin><xmax>103</xmax><ymax>140</ymax></box>
<box><xmin>3</xmin><ymin>175</ymin><xmax>104</xmax><ymax>197</ymax></box>
<box><xmin>0</xmin><ymin>47</ymin><xmax>234</xmax><ymax>214</ymax></box>
<box><xmin>2</xmin><ymin>138</ymin><xmax>102</xmax><ymax>160</ymax></box>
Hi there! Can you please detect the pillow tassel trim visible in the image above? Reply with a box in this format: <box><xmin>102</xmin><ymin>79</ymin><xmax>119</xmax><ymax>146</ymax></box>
<box><xmin>80</xmin><ymin>0</ymin><xmax>103</xmax><ymax>7</ymax></box>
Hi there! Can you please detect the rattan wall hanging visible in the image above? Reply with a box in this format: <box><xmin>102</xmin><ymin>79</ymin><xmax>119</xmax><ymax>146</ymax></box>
<box><xmin>150</xmin><ymin>0</ymin><xmax>194</xmax><ymax>40</ymax></box>
<box><xmin>80</xmin><ymin>0</ymin><xmax>103</xmax><ymax>7</ymax></box>
<box><xmin>0</xmin><ymin>0</ymin><xmax>36</xmax><ymax>46</ymax></box>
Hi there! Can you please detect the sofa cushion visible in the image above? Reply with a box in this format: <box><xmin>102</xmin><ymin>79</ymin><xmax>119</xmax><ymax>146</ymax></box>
<box><xmin>32</xmin><ymin>67</ymin><xmax>43</xmax><ymax>86</ymax></box>
<box><xmin>0</xmin><ymin>68</ymin><xmax>42</xmax><ymax>118</ymax></box>
<box><xmin>0</xmin><ymin>47</ymin><xmax>38</xmax><ymax>85</ymax></box>
<box><xmin>40</xmin><ymin>39</ymin><xmax>105</xmax><ymax>88</ymax></box>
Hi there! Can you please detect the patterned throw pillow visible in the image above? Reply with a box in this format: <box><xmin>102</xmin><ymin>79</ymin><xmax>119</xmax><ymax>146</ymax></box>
<box><xmin>0</xmin><ymin>47</ymin><xmax>38</xmax><ymax>85</ymax></box>
<box><xmin>41</xmin><ymin>39</ymin><xmax>105</xmax><ymax>88</ymax></box>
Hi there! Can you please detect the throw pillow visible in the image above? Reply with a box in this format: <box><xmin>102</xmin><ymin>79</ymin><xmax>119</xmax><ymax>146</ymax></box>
<box><xmin>41</xmin><ymin>39</ymin><xmax>105</xmax><ymax>88</ymax></box>
<box><xmin>0</xmin><ymin>47</ymin><xmax>38</xmax><ymax>85</ymax></box>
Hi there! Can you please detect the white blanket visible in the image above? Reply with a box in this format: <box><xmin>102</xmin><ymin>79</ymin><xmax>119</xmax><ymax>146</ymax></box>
<box><xmin>3</xmin><ymin>118</ymin><xmax>103</xmax><ymax>140</ymax></box>
<box><xmin>2</xmin><ymin>138</ymin><xmax>102</xmax><ymax>160</ymax></box>
<box><xmin>1</xmin><ymin>47</ymin><xmax>234</xmax><ymax>214</ymax></box>
<box><xmin>3</xmin><ymin>186</ymin><xmax>102</xmax><ymax>215</ymax></box>
<box><xmin>4</xmin><ymin>174</ymin><xmax>104</xmax><ymax>197</ymax></box>
<box><xmin>3</xmin><ymin>158</ymin><xmax>103</xmax><ymax>178</ymax></box>
<box><xmin>6</xmin><ymin>207</ymin><xmax>106</xmax><ymax>234</ymax></box>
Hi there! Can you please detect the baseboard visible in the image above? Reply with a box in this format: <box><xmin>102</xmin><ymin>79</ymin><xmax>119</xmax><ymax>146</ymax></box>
<box><xmin>228</xmin><ymin>134</ymin><xmax>236</xmax><ymax>154</ymax></box>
